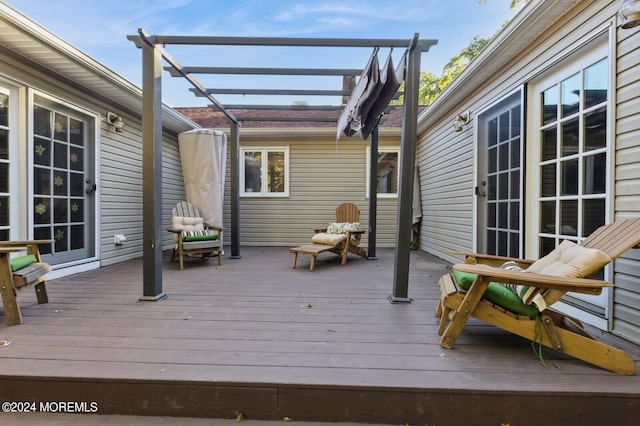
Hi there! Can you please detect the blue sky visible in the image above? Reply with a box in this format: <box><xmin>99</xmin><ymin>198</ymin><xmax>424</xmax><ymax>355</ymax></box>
<box><xmin>5</xmin><ymin>0</ymin><xmax>522</xmax><ymax>107</ymax></box>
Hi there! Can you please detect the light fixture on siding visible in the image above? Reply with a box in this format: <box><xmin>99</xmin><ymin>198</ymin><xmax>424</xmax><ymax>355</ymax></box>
<box><xmin>106</xmin><ymin>112</ymin><xmax>125</xmax><ymax>132</ymax></box>
<box><xmin>452</xmin><ymin>110</ymin><xmax>471</xmax><ymax>132</ymax></box>
<box><xmin>619</xmin><ymin>0</ymin><xmax>640</xmax><ymax>29</ymax></box>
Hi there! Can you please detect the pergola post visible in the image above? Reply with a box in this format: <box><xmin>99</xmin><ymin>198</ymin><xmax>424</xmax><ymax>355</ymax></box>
<box><xmin>230</xmin><ymin>121</ymin><xmax>241</xmax><ymax>258</ymax></box>
<box><xmin>368</xmin><ymin>126</ymin><xmax>379</xmax><ymax>260</ymax></box>
<box><xmin>139</xmin><ymin>37</ymin><xmax>167</xmax><ymax>301</ymax></box>
<box><xmin>389</xmin><ymin>35</ymin><xmax>421</xmax><ymax>303</ymax></box>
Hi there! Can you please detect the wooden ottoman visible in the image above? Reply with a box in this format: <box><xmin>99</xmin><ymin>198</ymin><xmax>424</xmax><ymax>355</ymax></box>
<box><xmin>289</xmin><ymin>244</ymin><xmax>335</xmax><ymax>271</ymax></box>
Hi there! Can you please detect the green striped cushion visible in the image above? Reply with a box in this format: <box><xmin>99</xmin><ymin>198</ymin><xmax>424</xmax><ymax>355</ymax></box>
<box><xmin>181</xmin><ymin>230</ymin><xmax>219</xmax><ymax>242</ymax></box>
<box><xmin>10</xmin><ymin>254</ymin><xmax>37</xmax><ymax>272</ymax></box>
<box><xmin>452</xmin><ymin>269</ymin><xmax>539</xmax><ymax>318</ymax></box>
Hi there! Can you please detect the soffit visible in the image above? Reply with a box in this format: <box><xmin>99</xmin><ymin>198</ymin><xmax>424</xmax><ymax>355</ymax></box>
<box><xmin>0</xmin><ymin>3</ymin><xmax>197</xmax><ymax>134</ymax></box>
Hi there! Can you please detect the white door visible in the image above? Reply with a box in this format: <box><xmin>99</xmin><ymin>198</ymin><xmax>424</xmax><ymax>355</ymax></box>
<box><xmin>527</xmin><ymin>44</ymin><xmax>610</xmax><ymax>328</ymax></box>
<box><xmin>476</xmin><ymin>92</ymin><xmax>523</xmax><ymax>258</ymax></box>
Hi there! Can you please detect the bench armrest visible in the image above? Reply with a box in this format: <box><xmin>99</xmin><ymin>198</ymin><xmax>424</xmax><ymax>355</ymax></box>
<box><xmin>449</xmin><ymin>250</ymin><xmax>535</xmax><ymax>267</ymax></box>
<box><xmin>452</xmin><ymin>263</ymin><xmax>612</xmax><ymax>295</ymax></box>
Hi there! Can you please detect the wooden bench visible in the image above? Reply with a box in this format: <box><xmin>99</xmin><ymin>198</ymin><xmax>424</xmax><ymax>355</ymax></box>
<box><xmin>0</xmin><ymin>240</ymin><xmax>53</xmax><ymax>325</ymax></box>
<box><xmin>289</xmin><ymin>244</ymin><xmax>336</xmax><ymax>271</ymax></box>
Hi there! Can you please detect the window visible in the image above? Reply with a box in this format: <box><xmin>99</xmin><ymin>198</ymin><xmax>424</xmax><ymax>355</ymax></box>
<box><xmin>366</xmin><ymin>147</ymin><xmax>399</xmax><ymax>197</ymax></box>
<box><xmin>240</xmin><ymin>147</ymin><xmax>289</xmax><ymax>196</ymax></box>
<box><xmin>0</xmin><ymin>88</ymin><xmax>10</xmax><ymax>240</ymax></box>
<box><xmin>536</xmin><ymin>57</ymin><xmax>608</xmax><ymax>258</ymax></box>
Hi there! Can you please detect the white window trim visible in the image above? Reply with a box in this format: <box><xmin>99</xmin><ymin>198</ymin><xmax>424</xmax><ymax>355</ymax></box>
<box><xmin>365</xmin><ymin>146</ymin><xmax>400</xmax><ymax>198</ymax></box>
<box><xmin>240</xmin><ymin>146</ymin><xmax>290</xmax><ymax>197</ymax></box>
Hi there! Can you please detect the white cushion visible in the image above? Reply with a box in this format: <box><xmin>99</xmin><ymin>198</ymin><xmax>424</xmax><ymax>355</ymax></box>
<box><xmin>172</xmin><ymin>216</ymin><xmax>204</xmax><ymax>232</ymax></box>
<box><xmin>526</xmin><ymin>240</ymin><xmax>611</xmax><ymax>278</ymax></box>
<box><xmin>522</xmin><ymin>240</ymin><xmax>612</xmax><ymax>308</ymax></box>
<box><xmin>311</xmin><ymin>233</ymin><xmax>347</xmax><ymax>245</ymax></box>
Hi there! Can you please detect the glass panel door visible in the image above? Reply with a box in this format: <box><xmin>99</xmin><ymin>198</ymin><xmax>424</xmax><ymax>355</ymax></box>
<box><xmin>535</xmin><ymin>58</ymin><xmax>609</xmax><ymax>313</ymax></box>
<box><xmin>0</xmin><ymin>87</ymin><xmax>10</xmax><ymax>241</ymax></box>
<box><xmin>477</xmin><ymin>92</ymin><xmax>523</xmax><ymax>258</ymax></box>
<box><xmin>32</xmin><ymin>95</ymin><xmax>95</xmax><ymax>264</ymax></box>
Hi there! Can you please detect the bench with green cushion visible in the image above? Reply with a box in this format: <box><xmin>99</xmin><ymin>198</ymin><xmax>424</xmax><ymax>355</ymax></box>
<box><xmin>1</xmin><ymin>241</ymin><xmax>52</xmax><ymax>325</ymax></box>
<box><xmin>10</xmin><ymin>254</ymin><xmax>37</xmax><ymax>272</ymax></box>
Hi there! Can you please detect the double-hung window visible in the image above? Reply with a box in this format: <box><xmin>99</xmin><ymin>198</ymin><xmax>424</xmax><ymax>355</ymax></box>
<box><xmin>240</xmin><ymin>147</ymin><xmax>289</xmax><ymax>197</ymax></box>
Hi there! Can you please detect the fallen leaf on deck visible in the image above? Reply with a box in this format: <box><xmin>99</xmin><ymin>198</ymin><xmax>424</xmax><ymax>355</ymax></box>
<box><xmin>0</xmin><ymin>339</ymin><xmax>11</xmax><ymax>347</ymax></box>
<box><xmin>283</xmin><ymin>416</ymin><xmax>293</xmax><ymax>421</ymax></box>
<box><xmin>53</xmin><ymin>310</ymin><xmax>63</xmax><ymax>313</ymax></box>
<box><xmin>184</xmin><ymin>315</ymin><xmax>192</xmax><ymax>320</ymax></box>
<box><xmin>300</xmin><ymin>302</ymin><xmax>312</xmax><ymax>308</ymax></box>
<box><xmin>235</xmin><ymin>411</ymin><xmax>245</xmax><ymax>423</ymax></box>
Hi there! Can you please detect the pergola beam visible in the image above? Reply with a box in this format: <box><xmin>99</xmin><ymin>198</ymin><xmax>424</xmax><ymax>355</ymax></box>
<box><xmin>132</xmin><ymin>35</ymin><xmax>437</xmax><ymax>49</ymax></box>
<box><xmin>191</xmin><ymin>88</ymin><xmax>352</xmax><ymax>97</ymax></box>
<box><xmin>221</xmin><ymin>104</ymin><xmax>343</xmax><ymax>111</ymax></box>
<box><xmin>165</xmin><ymin>66</ymin><xmax>363</xmax><ymax>77</ymax></box>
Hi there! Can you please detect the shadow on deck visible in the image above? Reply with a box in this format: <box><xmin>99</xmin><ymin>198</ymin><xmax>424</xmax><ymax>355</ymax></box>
<box><xmin>0</xmin><ymin>247</ymin><xmax>639</xmax><ymax>425</ymax></box>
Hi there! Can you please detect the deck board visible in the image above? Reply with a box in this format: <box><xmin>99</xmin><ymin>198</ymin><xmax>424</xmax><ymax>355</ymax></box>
<box><xmin>1</xmin><ymin>247</ymin><xmax>639</xmax><ymax>424</ymax></box>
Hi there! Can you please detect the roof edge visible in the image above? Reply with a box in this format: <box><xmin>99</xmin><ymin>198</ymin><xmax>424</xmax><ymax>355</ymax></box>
<box><xmin>417</xmin><ymin>0</ymin><xmax>582</xmax><ymax>133</ymax></box>
<box><xmin>0</xmin><ymin>2</ymin><xmax>197</xmax><ymax>133</ymax></box>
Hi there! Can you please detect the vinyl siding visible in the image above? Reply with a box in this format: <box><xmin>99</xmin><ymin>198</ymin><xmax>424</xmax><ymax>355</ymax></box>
<box><xmin>222</xmin><ymin>135</ymin><xmax>399</xmax><ymax>248</ymax></box>
<box><xmin>613</xmin><ymin>18</ymin><xmax>640</xmax><ymax>343</ymax></box>
<box><xmin>99</xmin><ymin>115</ymin><xmax>185</xmax><ymax>267</ymax></box>
<box><xmin>416</xmin><ymin>0</ymin><xmax>640</xmax><ymax>342</ymax></box>
<box><xmin>0</xmin><ymin>49</ymin><xmax>188</xmax><ymax>268</ymax></box>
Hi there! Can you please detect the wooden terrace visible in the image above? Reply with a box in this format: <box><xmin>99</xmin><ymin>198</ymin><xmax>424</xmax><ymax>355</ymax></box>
<box><xmin>0</xmin><ymin>247</ymin><xmax>639</xmax><ymax>425</ymax></box>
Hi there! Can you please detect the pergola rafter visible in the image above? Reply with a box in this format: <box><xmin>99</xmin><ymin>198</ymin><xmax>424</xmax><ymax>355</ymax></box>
<box><xmin>128</xmin><ymin>29</ymin><xmax>437</xmax><ymax>304</ymax></box>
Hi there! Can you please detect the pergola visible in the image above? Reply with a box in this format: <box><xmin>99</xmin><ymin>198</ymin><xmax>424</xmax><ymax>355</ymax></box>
<box><xmin>127</xmin><ymin>30</ymin><xmax>437</xmax><ymax>303</ymax></box>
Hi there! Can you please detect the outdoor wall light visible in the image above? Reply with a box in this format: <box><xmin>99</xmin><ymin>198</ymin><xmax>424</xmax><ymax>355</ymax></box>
<box><xmin>452</xmin><ymin>110</ymin><xmax>471</xmax><ymax>132</ymax></box>
<box><xmin>619</xmin><ymin>0</ymin><xmax>640</xmax><ymax>29</ymax></box>
<box><xmin>106</xmin><ymin>111</ymin><xmax>125</xmax><ymax>132</ymax></box>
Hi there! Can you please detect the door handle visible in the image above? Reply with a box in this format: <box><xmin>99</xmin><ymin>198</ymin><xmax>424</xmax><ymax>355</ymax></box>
<box><xmin>85</xmin><ymin>183</ymin><xmax>97</xmax><ymax>194</ymax></box>
<box><xmin>475</xmin><ymin>181</ymin><xmax>487</xmax><ymax>197</ymax></box>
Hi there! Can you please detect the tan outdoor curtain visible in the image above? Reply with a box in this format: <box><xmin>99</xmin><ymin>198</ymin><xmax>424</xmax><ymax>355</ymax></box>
<box><xmin>178</xmin><ymin>129</ymin><xmax>227</xmax><ymax>229</ymax></box>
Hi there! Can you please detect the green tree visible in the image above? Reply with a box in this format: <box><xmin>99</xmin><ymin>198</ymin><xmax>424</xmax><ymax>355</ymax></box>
<box><xmin>394</xmin><ymin>0</ymin><xmax>529</xmax><ymax>105</ymax></box>
<box><xmin>394</xmin><ymin>35</ymin><xmax>491</xmax><ymax>105</ymax></box>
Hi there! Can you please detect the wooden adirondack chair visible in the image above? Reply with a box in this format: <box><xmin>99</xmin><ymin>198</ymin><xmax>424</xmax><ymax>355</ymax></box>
<box><xmin>289</xmin><ymin>203</ymin><xmax>368</xmax><ymax>271</ymax></box>
<box><xmin>0</xmin><ymin>240</ymin><xmax>52</xmax><ymax>325</ymax></box>
<box><xmin>312</xmin><ymin>202</ymin><xmax>367</xmax><ymax>264</ymax></box>
<box><xmin>167</xmin><ymin>201</ymin><xmax>223</xmax><ymax>270</ymax></box>
<box><xmin>435</xmin><ymin>218</ymin><xmax>640</xmax><ymax>375</ymax></box>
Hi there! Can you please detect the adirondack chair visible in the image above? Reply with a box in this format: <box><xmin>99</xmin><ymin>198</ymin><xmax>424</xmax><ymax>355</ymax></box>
<box><xmin>435</xmin><ymin>218</ymin><xmax>640</xmax><ymax>375</ymax></box>
<box><xmin>167</xmin><ymin>201</ymin><xmax>223</xmax><ymax>270</ymax></box>
<box><xmin>312</xmin><ymin>202</ymin><xmax>367</xmax><ymax>264</ymax></box>
<box><xmin>289</xmin><ymin>203</ymin><xmax>367</xmax><ymax>271</ymax></box>
<box><xmin>0</xmin><ymin>240</ymin><xmax>52</xmax><ymax>325</ymax></box>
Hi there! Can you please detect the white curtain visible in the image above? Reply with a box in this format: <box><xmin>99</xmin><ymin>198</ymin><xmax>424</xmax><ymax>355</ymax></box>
<box><xmin>178</xmin><ymin>129</ymin><xmax>227</xmax><ymax>229</ymax></box>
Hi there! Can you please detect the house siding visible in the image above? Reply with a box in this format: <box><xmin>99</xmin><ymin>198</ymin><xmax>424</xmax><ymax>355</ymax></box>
<box><xmin>614</xmin><ymin>17</ymin><xmax>640</xmax><ymax>343</ymax></box>
<box><xmin>0</xmin><ymin>46</ymin><xmax>188</xmax><ymax>269</ymax></box>
<box><xmin>417</xmin><ymin>0</ymin><xmax>640</xmax><ymax>342</ymax></box>
<box><xmin>99</xmin><ymin>116</ymin><xmax>185</xmax><ymax>267</ymax></box>
<box><xmin>222</xmin><ymin>135</ymin><xmax>399</xmax><ymax>248</ymax></box>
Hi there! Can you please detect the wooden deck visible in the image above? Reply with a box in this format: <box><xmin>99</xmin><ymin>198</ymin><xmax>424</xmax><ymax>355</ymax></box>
<box><xmin>0</xmin><ymin>247</ymin><xmax>639</xmax><ymax>425</ymax></box>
